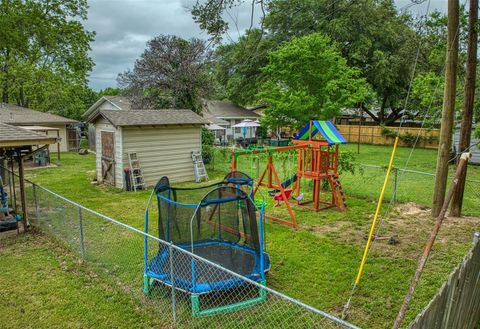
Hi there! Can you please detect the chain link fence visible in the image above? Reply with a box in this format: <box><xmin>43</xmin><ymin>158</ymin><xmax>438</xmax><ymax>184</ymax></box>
<box><xmin>341</xmin><ymin>164</ymin><xmax>480</xmax><ymax>216</ymax></box>
<box><xmin>207</xmin><ymin>148</ymin><xmax>480</xmax><ymax>216</ymax></box>
<box><xmin>11</xmin><ymin>174</ymin><xmax>359</xmax><ymax>329</ymax></box>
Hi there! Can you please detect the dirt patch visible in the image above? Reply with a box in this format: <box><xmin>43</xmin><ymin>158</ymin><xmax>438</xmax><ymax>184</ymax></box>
<box><xmin>309</xmin><ymin>202</ymin><xmax>480</xmax><ymax>260</ymax></box>
<box><xmin>394</xmin><ymin>202</ymin><xmax>429</xmax><ymax>216</ymax></box>
<box><xmin>372</xmin><ymin>203</ymin><xmax>480</xmax><ymax>259</ymax></box>
<box><xmin>308</xmin><ymin>220</ymin><xmax>351</xmax><ymax>235</ymax></box>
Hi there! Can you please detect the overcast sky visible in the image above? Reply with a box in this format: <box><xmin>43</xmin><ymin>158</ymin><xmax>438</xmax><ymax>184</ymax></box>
<box><xmin>85</xmin><ymin>0</ymin><xmax>448</xmax><ymax>91</ymax></box>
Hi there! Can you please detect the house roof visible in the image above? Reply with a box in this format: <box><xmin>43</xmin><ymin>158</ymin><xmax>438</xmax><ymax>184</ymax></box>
<box><xmin>103</xmin><ymin>96</ymin><xmax>133</xmax><ymax>111</ymax></box>
<box><xmin>0</xmin><ymin>123</ymin><xmax>58</xmax><ymax>148</ymax></box>
<box><xmin>89</xmin><ymin>109</ymin><xmax>208</xmax><ymax>127</ymax></box>
<box><xmin>0</xmin><ymin>103</ymin><xmax>78</xmax><ymax>125</ymax></box>
<box><xmin>203</xmin><ymin>100</ymin><xmax>260</xmax><ymax>120</ymax></box>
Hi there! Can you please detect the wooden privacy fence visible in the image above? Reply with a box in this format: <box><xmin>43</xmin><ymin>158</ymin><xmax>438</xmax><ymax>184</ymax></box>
<box><xmin>336</xmin><ymin>125</ymin><xmax>440</xmax><ymax>149</ymax></box>
<box><xmin>408</xmin><ymin>233</ymin><xmax>480</xmax><ymax>329</ymax></box>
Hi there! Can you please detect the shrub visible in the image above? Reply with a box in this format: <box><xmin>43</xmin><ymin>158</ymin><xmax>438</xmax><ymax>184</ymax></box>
<box><xmin>381</xmin><ymin>126</ymin><xmax>438</xmax><ymax>147</ymax></box>
<box><xmin>201</xmin><ymin>128</ymin><xmax>215</xmax><ymax>146</ymax></box>
<box><xmin>338</xmin><ymin>150</ymin><xmax>357</xmax><ymax>175</ymax></box>
<box><xmin>202</xmin><ymin>145</ymin><xmax>214</xmax><ymax>164</ymax></box>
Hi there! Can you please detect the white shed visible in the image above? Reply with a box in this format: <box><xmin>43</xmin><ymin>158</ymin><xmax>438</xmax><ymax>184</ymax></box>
<box><xmin>85</xmin><ymin>100</ymin><xmax>207</xmax><ymax>189</ymax></box>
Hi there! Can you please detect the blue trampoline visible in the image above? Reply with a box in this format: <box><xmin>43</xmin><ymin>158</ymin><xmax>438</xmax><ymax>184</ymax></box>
<box><xmin>143</xmin><ymin>171</ymin><xmax>270</xmax><ymax>316</ymax></box>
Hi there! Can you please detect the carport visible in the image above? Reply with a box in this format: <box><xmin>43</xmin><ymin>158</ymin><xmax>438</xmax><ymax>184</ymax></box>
<box><xmin>0</xmin><ymin>123</ymin><xmax>57</xmax><ymax>232</ymax></box>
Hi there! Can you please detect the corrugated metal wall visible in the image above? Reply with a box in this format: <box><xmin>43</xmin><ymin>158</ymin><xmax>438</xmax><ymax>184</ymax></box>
<box><xmin>122</xmin><ymin>125</ymin><xmax>201</xmax><ymax>186</ymax></box>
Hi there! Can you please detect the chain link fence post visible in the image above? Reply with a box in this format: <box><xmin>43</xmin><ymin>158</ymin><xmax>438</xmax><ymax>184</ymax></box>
<box><xmin>393</xmin><ymin>167</ymin><xmax>398</xmax><ymax>204</ymax></box>
<box><xmin>32</xmin><ymin>183</ymin><xmax>40</xmax><ymax>222</ymax></box>
<box><xmin>78</xmin><ymin>207</ymin><xmax>86</xmax><ymax>258</ymax></box>
<box><xmin>169</xmin><ymin>241</ymin><xmax>177</xmax><ymax>325</ymax></box>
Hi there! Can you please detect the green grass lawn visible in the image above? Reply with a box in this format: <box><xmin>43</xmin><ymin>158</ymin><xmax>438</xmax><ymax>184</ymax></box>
<box><xmin>2</xmin><ymin>144</ymin><xmax>479</xmax><ymax>329</ymax></box>
<box><xmin>0</xmin><ymin>232</ymin><xmax>167</xmax><ymax>329</ymax></box>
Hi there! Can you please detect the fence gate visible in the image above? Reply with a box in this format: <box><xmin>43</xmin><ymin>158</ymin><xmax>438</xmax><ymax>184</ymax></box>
<box><xmin>67</xmin><ymin>127</ymin><xmax>81</xmax><ymax>151</ymax></box>
<box><xmin>101</xmin><ymin>131</ymin><xmax>115</xmax><ymax>185</ymax></box>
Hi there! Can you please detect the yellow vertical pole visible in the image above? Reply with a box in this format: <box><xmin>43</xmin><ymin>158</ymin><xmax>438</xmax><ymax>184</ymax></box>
<box><xmin>354</xmin><ymin>136</ymin><xmax>399</xmax><ymax>286</ymax></box>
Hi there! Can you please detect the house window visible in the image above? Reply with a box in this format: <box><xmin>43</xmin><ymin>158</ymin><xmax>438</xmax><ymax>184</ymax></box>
<box><xmin>234</xmin><ymin>120</ymin><xmax>242</xmax><ymax>134</ymax></box>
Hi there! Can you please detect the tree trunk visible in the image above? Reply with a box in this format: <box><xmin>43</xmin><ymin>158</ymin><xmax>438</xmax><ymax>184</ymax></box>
<box><xmin>450</xmin><ymin>0</ymin><xmax>477</xmax><ymax>217</ymax></box>
<box><xmin>432</xmin><ymin>0</ymin><xmax>459</xmax><ymax>217</ymax></box>
<box><xmin>379</xmin><ymin>96</ymin><xmax>387</xmax><ymax>123</ymax></box>
<box><xmin>2</xmin><ymin>49</ymin><xmax>10</xmax><ymax>104</ymax></box>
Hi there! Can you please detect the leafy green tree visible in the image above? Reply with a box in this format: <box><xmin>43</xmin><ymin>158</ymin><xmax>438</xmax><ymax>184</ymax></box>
<box><xmin>264</xmin><ymin>0</ymin><xmax>418</xmax><ymax>124</ymax></box>
<box><xmin>409</xmin><ymin>8</ymin><xmax>475</xmax><ymax>126</ymax></box>
<box><xmin>0</xmin><ymin>0</ymin><xmax>94</xmax><ymax>119</ymax></box>
<box><xmin>118</xmin><ymin>35</ymin><xmax>213</xmax><ymax>113</ymax></box>
<box><xmin>258</xmin><ymin>33</ymin><xmax>372</xmax><ymax>129</ymax></box>
<box><xmin>97</xmin><ymin>87</ymin><xmax>122</xmax><ymax>98</ymax></box>
<box><xmin>215</xmin><ymin>29</ymin><xmax>276</xmax><ymax>105</ymax></box>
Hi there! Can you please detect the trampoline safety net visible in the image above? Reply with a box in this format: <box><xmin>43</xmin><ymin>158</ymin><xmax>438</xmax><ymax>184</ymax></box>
<box><xmin>154</xmin><ymin>173</ymin><xmax>260</xmax><ymax>255</ymax></box>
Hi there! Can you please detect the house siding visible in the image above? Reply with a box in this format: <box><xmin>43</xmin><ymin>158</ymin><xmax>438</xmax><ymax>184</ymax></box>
<box><xmin>122</xmin><ymin>125</ymin><xmax>201</xmax><ymax>186</ymax></box>
<box><xmin>45</xmin><ymin>124</ymin><xmax>68</xmax><ymax>152</ymax></box>
<box><xmin>220</xmin><ymin>117</ymin><xmax>258</xmax><ymax>141</ymax></box>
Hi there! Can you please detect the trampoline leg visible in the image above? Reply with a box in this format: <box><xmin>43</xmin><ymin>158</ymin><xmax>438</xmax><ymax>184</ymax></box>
<box><xmin>191</xmin><ymin>280</ymin><xmax>267</xmax><ymax>317</ymax></box>
<box><xmin>191</xmin><ymin>294</ymin><xmax>201</xmax><ymax>316</ymax></box>
<box><xmin>143</xmin><ymin>274</ymin><xmax>150</xmax><ymax>295</ymax></box>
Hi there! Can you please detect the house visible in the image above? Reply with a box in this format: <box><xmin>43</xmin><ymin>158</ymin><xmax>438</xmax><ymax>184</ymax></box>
<box><xmin>0</xmin><ymin>103</ymin><xmax>78</xmax><ymax>153</ymax></box>
<box><xmin>84</xmin><ymin>96</ymin><xmax>208</xmax><ymax>189</ymax></box>
<box><xmin>334</xmin><ymin>108</ymin><xmax>439</xmax><ymax>127</ymax></box>
<box><xmin>202</xmin><ymin>100</ymin><xmax>260</xmax><ymax>142</ymax></box>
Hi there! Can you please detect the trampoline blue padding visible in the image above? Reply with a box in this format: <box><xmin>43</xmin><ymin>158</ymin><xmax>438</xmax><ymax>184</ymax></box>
<box><xmin>147</xmin><ymin>240</ymin><xmax>270</xmax><ymax>294</ymax></box>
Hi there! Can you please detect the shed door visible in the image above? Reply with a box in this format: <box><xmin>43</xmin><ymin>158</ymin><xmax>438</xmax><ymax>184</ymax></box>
<box><xmin>67</xmin><ymin>127</ymin><xmax>80</xmax><ymax>151</ymax></box>
<box><xmin>101</xmin><ymin>131</ymin><xmax>115</xmax><ymax>185</ymax></box>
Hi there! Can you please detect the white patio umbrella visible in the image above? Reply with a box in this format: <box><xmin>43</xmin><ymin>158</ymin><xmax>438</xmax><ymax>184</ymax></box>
<box><xmin>231</xmin><ymin>119</ymin><xmax>261</xmax><ymax>128</ymax></box>
<box><xmin>232</xmin><ymin>119</ymin><xmax>261</xmax><ymax>145</ymax></box>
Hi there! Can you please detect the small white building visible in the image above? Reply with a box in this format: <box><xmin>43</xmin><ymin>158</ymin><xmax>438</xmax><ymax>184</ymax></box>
<box><xmin>0</xmin><ymin>103</ymin><xmax>78</xmax><ymax>153</ymax></box>
<box><xmin>84</xmin><ymin>96</ymin><xmax>207</xmax><ymax>189</ymax></box>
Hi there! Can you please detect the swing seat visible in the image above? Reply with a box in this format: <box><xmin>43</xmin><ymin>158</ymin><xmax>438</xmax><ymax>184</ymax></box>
<box><xmin>273</xmin><ymin>189</ymin><xmax>293</xmax><ymax>207</ymax></box>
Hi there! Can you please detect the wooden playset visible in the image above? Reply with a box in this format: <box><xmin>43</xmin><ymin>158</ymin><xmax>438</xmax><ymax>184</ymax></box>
<box><xmin>231</xmin><ymin>120</ymin><xmax>347</xmax><ymax>228</ymax></box>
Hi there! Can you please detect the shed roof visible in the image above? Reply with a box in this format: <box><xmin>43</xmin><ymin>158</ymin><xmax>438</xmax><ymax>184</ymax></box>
<box><xmin>203</xmin><ymin>100</ymin><xmax>260</xmax><ymax>119</ymax></box>
<box><xmin>0</xmin><ymin>123</ymin><xmax>58</xmax><ymax>148</ymax></box>
<box><xmin>0</xmin><ymin>103</ymin><xmax>77</xmax><ymax>125</ymax></box>
<box><xmin>90</xmin><ymin>109</ymin><xmax>208</xmax><ymax>127</ymax></box>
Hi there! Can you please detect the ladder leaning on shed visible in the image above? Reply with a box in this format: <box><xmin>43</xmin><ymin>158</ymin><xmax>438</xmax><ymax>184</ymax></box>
<box><xmin>191</xmin><ymin>151</ymin><xmax>208</xmax><ymax>182</ymax></box>
<box><xmin>127</xmin><ymin>152</ymin><xmax>145</xmax><ymax>191</ymax></box>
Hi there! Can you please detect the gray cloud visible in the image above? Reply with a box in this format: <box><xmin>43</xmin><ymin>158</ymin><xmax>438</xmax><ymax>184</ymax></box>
<box><xmin>85</xmin><ymin>0</ymin><xmax>447</xmax><ymax>91</ymax></box>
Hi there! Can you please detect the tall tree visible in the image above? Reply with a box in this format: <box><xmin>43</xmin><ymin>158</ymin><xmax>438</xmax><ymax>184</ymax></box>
<box><xmin>450</xmin><ymin>0</ymin><xmax>477</xmax><ymax>216</ymax></box>
<box><xmin>118</xmin><ymin>35</ymin><xmax>213</xmax><ymax>113</ymax></box>
<box><xmin>263</xmin><ymin>0</ymin><xmax>418</xmax><ymax>124</ymax></box>
<box><xmin>215</xmin><ymin>29</ymin><xmax>276</xmax><ymax>105</ymax></box>
<box><xmin>0</xmin><ymin>0</ymin><xmax>95</xmax><ymax>119</ymax></box>
<box><xmin>432</xmin><ymin>0</ymin><xmax>460</xmax><ymax>217</ymax></box>
<box><xmin>258</xmin><ymin>33</ymin><xmax>372</xmax><ymax>129</ymax></box>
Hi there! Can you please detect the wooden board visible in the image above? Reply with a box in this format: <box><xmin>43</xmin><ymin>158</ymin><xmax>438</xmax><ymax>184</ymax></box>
<box><xmin>67</xmin><ymin>128</ymin><xmax>80</xmax><ymax>151</ymax></box>
<box><xmin>101</xmin><ymin>131</ymin><xmax>115</xmax><ymax>185</ymax></box>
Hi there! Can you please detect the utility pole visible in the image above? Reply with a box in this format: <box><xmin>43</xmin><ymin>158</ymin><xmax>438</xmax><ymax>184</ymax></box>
<box><xmin>432</xmin><ymin>0</ymin><xmax>459</xmax><ymax>217</ymax></box>
<box><xmin>450</xmin><ymin>0</ymin><xmax>477</xmax><ymax>216</ymax></box>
